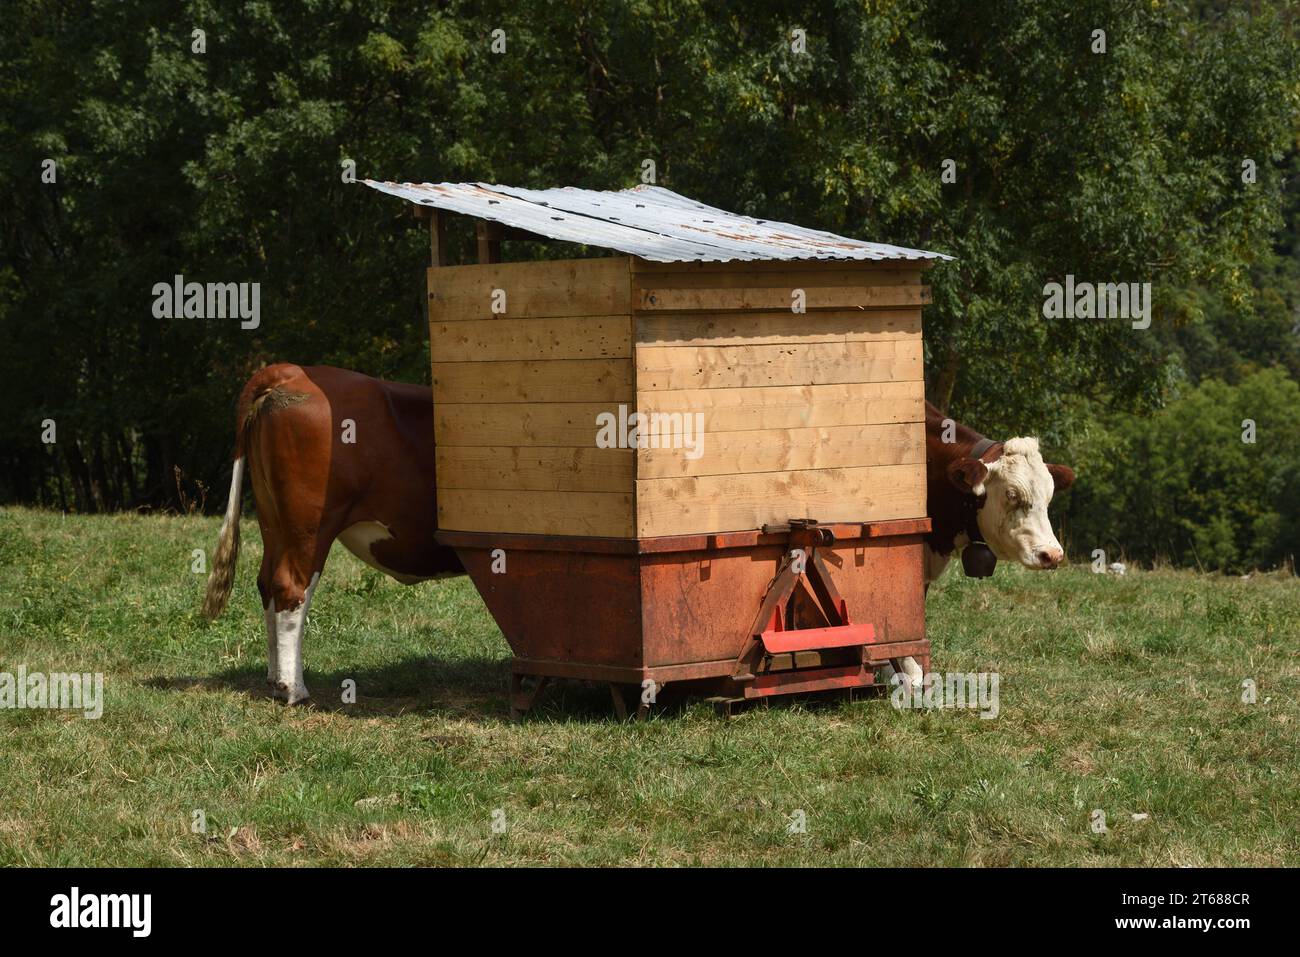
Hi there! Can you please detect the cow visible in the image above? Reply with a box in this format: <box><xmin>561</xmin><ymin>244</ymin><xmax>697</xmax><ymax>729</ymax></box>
<box><xmin>201</xmin><ymin>364</ymin><xmax>462</xmax><ymax>703</ymax></box>
<box><xmin>875</xmin><ymin>401</ymin><xmax>1077</xmax><ymax>689</ymax></box>
<box><xmin>203</xmin><ymin>365</ymin><xmax>1075</xmax><ymax>705</ymax></box>
<box><xmin>920</xmin><ymin>399</ymin><xmax>1075</xmax><ymax>585</ymax></box>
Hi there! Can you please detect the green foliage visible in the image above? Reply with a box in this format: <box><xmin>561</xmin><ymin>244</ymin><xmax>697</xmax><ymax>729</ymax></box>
<box><xmin>0</xmin><ymin>0</ymin><xmax>1297</xmax><ymax>576</ymax></box>
<box><xmin>1065</xmin><ymin>368</ymin><xmax>1300</xmax><ymax>572</ymax></box>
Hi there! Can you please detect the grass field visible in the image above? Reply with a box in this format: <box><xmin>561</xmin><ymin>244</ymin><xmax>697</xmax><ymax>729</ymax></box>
<box><xmin>1</xmin><ymin>506</ymin><xmax>1297</xmax><ymax>866</ymax></box>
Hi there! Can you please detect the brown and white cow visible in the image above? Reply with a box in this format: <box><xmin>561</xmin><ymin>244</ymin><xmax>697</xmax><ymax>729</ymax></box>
<box><xmin>921</xmin><ymin>399</ymin><xmax>1076</xmax><ymax>584</ymax></box>
<box><xmin>878</xmin><ymin>401</ymin><xmax>1076</xmax><ymax>687</ymax></box>
<box><xmin>202</xmin><ymin>364</ymin><xmax>461</xmax><ymax>703</ymax></box>
<box><xmin>204</xmin><ymin>365</ymin><xmax>1075</xmax><ymax>704</ymax></box>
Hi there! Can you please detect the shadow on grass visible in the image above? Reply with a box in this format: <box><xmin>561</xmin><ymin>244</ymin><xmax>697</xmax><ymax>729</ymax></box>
<box><xmin>144</xmin><ymin>654</ymin><xmax>717</xmax><ymax>724</ymax></box>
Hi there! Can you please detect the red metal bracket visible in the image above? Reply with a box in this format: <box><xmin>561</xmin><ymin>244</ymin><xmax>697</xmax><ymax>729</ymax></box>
<box><xmin>734</xmin><ymin>522</ymin><xmax>877</xmax><ymax>687</ymax></box>
<box><xmin>761</xmin><ymin>616</ymin><xmax>875</xmax><ymax>653</ymax></box>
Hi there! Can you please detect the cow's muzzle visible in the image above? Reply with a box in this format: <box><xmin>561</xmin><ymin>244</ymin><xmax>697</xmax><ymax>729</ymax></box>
<box><xmin>1034</xmin><ymin>546</ymin><xmax>1065</xmax><ymax>569</ymax></box>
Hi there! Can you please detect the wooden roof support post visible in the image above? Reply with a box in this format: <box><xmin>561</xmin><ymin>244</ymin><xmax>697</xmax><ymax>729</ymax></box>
<box><xmin>476</xmin><ymin>219</ymin><xmax>502</xmax><ymax>264</ymax></box>
<box><xmin>413</xmin><ymin>205</ymin><xmax>448</xmax><ymax>267</ymax></box>
<box><xmin>429</xmin><ymin>209</ymin><xmax>447</xmax><ymax>267</ymax></box>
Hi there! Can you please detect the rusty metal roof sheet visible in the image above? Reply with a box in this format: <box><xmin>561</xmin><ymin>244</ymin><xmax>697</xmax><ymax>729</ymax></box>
<box><xmin>363</xmin><ymin>180</ymin><xmax>952</xmax><ymax>264</ymax></box>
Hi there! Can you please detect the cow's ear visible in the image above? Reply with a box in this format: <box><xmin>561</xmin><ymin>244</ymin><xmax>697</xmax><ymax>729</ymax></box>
<box><xmin>947</xmin><ymin>458</ymin><xmax>989</xmax><ymax>496</ymax></box>
<box><xmin>1046</xmin><ymin>463</ymin><xmax>1076</xmax><ymax>491</ymax></box>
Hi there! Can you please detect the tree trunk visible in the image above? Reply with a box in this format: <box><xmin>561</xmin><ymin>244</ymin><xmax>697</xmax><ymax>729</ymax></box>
<box><xmin>932</xmin><ymin>344</ymin><xmax>961</xmax><ymax>413</ymax></box>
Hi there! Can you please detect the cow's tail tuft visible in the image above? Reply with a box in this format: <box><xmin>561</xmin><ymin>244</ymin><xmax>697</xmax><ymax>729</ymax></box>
<box><xmin>202</xmin><ymin>456</ymin><xmax>244</xmax><ymax>620</ymax></box>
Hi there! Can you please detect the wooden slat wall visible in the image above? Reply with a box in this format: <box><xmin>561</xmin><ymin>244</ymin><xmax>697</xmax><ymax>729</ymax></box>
<box><xmin>637</xmin><ymin>285</ymin><xmax>930</xmax><ymax>311</ymax></box>
<box><xmin>635</xmin><ymin>338</ymin><xmax>923</xmax><ymax>391</ymax></box>
<box><xmin>432</xmin><ymin>316</ymin><xmax>632</xmax><ymax>361</ymax></box>
<box><xmin>427</xmin><ymin>257</ymin><xmax>630</xmax><ymax>321</ymax></box>
<box><xmin>636</xmin><ymin>309</ymin><xmax>919</xmax><ymax>348</ymax></box>
<box><xmin>631</xmin><ymin>260</ymin><xmax>929</xmax><ymax>537</ymax></box>
<box><xmin>433</xmin><ymin>358</ymin><xmax>633</xmax><ymax>403</ymax></box>
<box><xmin>431</xmin><ymin>257</ymin><xmax>635</xmax><ymax>536</ymax></box>
<box><xmin>438</xmin><ymin>489</ymin><xmax>634</xmax><ymax>538</ymax></box>
<box><xmin>636</xmin><ymin>463</ymin><xmax>927</xmax><ymax>538</ymax></box>
<box><xmin>430</xmin><ymin>256</ymin><xmax>931</xmax><ymax>539</ymax></box>
<box><xmin>637</xmin><ymin>422</ymin><xmax>922</xmax><ymax>479</ymax></box>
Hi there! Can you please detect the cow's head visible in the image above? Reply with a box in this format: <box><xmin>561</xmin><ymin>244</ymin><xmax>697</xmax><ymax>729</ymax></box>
<box><xmin>947</xmin><ymin>437</ymin><xmax>1075</xmax><ymax>570</ymax></box>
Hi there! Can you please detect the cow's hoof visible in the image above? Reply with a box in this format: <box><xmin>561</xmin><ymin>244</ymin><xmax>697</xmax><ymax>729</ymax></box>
<box><xmin>270</xmin><ymin>680</ymin><xmax>310</xmax><ymax>705</ymax></box>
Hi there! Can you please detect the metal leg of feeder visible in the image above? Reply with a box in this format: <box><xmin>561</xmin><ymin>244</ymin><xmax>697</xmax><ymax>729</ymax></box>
<box><xmin>509</xmin><ymin>672</ymin><xmax>550</xmax><ymax>721</ymax></box>
<box><xmin>609</xmin><ymin>682</ymin><xmax>656</xmax><ymax>721</ymax></box>
<box><xmin>707</xmin><ymin>694</ymin><xmax>770</xmax><ymax>718</ymax></box>
<box><xmin>608</xmin><ymin>683</ymin><xmax>629</xmax><ymax>721</ymax></box>
<box><xmin>635</xmin><ymin>679</ymin><xmax>665</xmax><ymax>721</ymax></box>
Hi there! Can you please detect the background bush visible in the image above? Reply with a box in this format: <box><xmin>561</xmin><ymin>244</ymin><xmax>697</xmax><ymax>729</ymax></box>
<box><xmin>1065</xmin><ymin>368</ymin><xmax>1300</xmax><ymax>573</ymax></box>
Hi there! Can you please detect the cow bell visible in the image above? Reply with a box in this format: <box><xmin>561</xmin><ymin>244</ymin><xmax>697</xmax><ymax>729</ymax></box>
<box><xmin>961</xmin><ymin>542</ymin><xmax>997</xmax><ymax>578</ymax></box>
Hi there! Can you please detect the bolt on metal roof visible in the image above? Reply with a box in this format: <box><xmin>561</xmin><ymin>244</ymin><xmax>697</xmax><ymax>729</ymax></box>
<box><xmin>363</xmin><ymin>180</ymin><xmax>953</xmax><ymax>264</ymax></box>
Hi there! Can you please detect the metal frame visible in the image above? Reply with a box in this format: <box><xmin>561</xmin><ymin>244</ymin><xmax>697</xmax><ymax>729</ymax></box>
<box><xmin>440</xmin><ymin>518</ymin><xmax>932</xmax><ymax>719</ymax></box>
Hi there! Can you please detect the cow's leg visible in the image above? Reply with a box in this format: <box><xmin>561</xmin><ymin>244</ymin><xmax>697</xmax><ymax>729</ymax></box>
<box><xmin>272</xmin><ymin>572</ymin><xmax>320</xmax><ymax>705</ymax></box>
<box><xmin>264</xmin><ymin>558</ymin><xmax>321</xmax><ymax>705</ymax></box>
<box><xmin>879</xmin><ymin>657</ymin><xmax>926</xmax><ymax>693</ymax></box>
<box><xmin>257</xmin><ymin>551</ymin><xmax>279</xmax><ymax>690</ymax></box>
<box><xmin>259</xmin><ymin>524</ymin><xmax>336</xmax><ymax>705</ymax></box>
<box><xmin>254</xmin><ymin>500</ymin><xmax>345</xmax><ymax>704</ymax></box>
<box><xmin>264</xmin><ymin>605</ymin><xmax>279</xmax><ymax>689</ymax></box>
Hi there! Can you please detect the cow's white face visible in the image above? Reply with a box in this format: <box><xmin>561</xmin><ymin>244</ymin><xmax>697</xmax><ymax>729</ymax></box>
<box><xmin>971</xmin><ymin>437</ymin><xmax>1070</xmax><ymax>570</ymax></box>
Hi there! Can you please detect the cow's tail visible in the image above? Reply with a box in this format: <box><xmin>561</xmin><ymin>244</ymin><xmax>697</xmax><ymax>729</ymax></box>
<box><xmin>202</xmin><ymin>457</ymin><xmax>244</xmax><ymax>620</ymax></box>
<box><xmin>202</xmin><ymin>382</ymin><xmax>259</xmax><ymax>621</ymax></box>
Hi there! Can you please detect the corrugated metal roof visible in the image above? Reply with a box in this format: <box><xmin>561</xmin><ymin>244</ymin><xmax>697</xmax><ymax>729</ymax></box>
<box><xmin>362</xmin><ymin>180</ymin><xmax>952</xmax><ymax>264</ymax></box>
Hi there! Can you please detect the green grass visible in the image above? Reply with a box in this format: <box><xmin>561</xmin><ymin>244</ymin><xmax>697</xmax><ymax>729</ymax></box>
<box><xmin>1</xmin><ymin>505</ymin><xmax>1298</xmax><ymax>866</ymax></box>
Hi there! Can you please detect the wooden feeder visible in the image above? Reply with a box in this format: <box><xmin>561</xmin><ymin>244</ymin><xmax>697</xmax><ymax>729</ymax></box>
<box><xmin>364</xmin><ymin>180</ymin><xmax>950</xmax><ymax>717</ymax></box>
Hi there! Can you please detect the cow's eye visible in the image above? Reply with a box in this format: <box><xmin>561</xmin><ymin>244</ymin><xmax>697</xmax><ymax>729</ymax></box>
<box><xmin>1006</xmin><ymin>488</ymin><xmax>1021</xmax><ymax>507</ymax></box>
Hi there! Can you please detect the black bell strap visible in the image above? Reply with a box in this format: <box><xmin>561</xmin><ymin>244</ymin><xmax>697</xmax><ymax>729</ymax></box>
<box><xmin>961</xmin><ymin>437</ymin><xmax>1000</xmax><ymax>578</ymax></box>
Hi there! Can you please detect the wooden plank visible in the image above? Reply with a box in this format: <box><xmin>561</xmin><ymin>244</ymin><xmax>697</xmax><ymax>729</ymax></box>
<box><xmin>431</xmin><ymin>315</ymin><xmax>632</xmax><ymax>362</ymax></box>
<box><xmin>635</xmin><ymin>381</ymin><xmax>923</xmax><ymax>432</ymax></box>
<box><xmin>636</xmin><ymin>285</ymin><xmax>930</xmax><ymax>312</ymax></box>
<box><xmin>635</xmin><ymin>463</ymin><xmax>927</xmax><ymax>537</ymax></box>
<box><xmin>635</xmin><ymin>338</ymin><xmax>923</xmax><ymax>392</ymax></box>
<box><xmin>427</xmin><ymin>257</ymin><xmax>630</xmax><ymax>321</ymax></box>
<box><xmin>434</xmin><ymin>381</ymin><xmax>927</xmax><ymax>447</ymax></box>
<box><xmin>433</xmin><ymin>358</ymin><xmax>633</xmax><ymax>403</ymax></box>
<box><xmin>635</xmin><ymin>309</ymin><xmax>919</xmax><ymax>348</ymax></box>
<box><xmin>435</xmin><ymin>403</ymin><xmax>619</xmax><ymax>447</ymax></box>
<box><xmin>476</xmin><ymin>220</ymin><xmax>502</xmax><ymax>264</ymax></box>
<box><xmin>635</xmin><ymin>422</ymin><xmax>924</xmax><ymax>479</ymax></box>
<box><xmin>631</xmin><ymin>262</ymin><xmax>925</xmax><ymax>288</ymax></box>
<box><xmin>437</xmin><ymin>446</ymin><xmax>633</xmax><ymax>492</ymax></box>
<box><xmin>438</xmin><ymin>488</ymin><xmax>633</xmax><ymax>537</ymax></box>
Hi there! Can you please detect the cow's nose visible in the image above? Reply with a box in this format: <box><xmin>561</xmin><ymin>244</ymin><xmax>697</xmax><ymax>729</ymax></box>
<box><xmin>1036</xmin><ymin>547</ymin><xmax>1064</xmax><ymax>568</ymax></box>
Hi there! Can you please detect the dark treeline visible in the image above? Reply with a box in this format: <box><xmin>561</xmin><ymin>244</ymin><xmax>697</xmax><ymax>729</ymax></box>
<box><xmin>2</xmin><ymin>1</ymin><xmax>1298</xmax><ymax>570</ymax></box>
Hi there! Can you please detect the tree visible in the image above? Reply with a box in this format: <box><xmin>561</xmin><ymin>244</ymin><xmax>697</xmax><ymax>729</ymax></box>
<box><xmin>0</xmin><ymin>0</ymin><xmax>1296</xmax><ymax>527</ymax></box>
